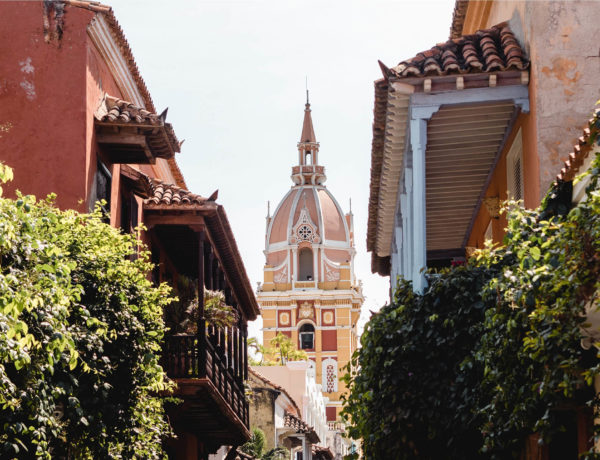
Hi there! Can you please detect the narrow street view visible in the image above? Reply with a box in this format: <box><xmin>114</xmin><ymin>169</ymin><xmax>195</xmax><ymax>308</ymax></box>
<box><xmin>0</xmin><ymin>1</ymin><xmax>599</xmax><ymax>459</ymax></box>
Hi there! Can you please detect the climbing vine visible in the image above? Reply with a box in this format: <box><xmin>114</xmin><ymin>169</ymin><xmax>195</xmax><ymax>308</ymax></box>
<box><xmin>343</xmin><ymin>148</ymin><xmax>600</xmax><ymax>458</ymax></box>
<box><xmin>0</xmin><ymin>165</ymin><xmax>174</xmax><ymax>458</ymax></box>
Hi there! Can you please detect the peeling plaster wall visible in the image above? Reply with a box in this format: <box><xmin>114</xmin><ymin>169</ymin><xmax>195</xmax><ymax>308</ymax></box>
<box><xmin>528</xmin><ymin>1</ymin><xmax>600</xmax><ymax>194</ymax></box>
<box><xmin>487</xmin><ymin>0</ymin><xmax>600</xmax><ymax>197</ymax></box>
<box><xmin>0</xmin><ymin>2</ymin><xmax>91</xmax><ymax>210</ymax></box>
<box><xmin>248</xmin><ymin>373</ymin><xmax>278</xmax><ymax>451</ymax></box>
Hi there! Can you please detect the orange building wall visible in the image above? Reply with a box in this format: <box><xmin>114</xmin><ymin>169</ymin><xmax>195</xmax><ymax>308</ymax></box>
<box><xmin>467</xmin><ymin>109</ymin><xmax>540</xmax><ymax>249</ymax></box>
<box><xmin>0</xmin><ymin>3</ymin><xmax>93</xmax><ymax>211</ymax></box>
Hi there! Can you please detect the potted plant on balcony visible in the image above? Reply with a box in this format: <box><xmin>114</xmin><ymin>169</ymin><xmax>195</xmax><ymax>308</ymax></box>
<box><xmin>164</xmin><ymin>275</ymin><xmax>236</xmax><ymax>334</ymax></box>
<box><xmin>164</xmin><ymin>275</ymin><xmax>236</xmax><ymax>375</ymax></box>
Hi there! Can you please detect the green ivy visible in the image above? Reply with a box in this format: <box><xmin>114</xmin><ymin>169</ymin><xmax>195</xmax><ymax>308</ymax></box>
<box><xmin>343</xmin><ymin>149</ymin><xmax>600</xmax><ymax>458</ymax></box>
<box><xmin>341</xmin><ymin>267</ymin><xmax>497</xmax><ymax>459</ymax></box>
<box><xmin>0</xmin><ymin>165</ymin><xmax>174</xmax><ymax>458</ymax></box>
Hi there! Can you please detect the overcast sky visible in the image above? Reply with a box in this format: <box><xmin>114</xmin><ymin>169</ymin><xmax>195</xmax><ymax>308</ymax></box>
<box><xmin>112</xmin><ymin>0</ymin><xmax>456</xmax><ymax>339</ymax></box>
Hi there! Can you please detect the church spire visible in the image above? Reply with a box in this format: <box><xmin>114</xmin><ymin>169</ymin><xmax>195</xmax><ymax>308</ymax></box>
<box><xmin>293</xmin><ymin>93</ymin><xmax>326</xmax><ymax>186</ymax></box>
<box><xmin>300</xmin><ymin>90</ymin><xmax>317</xmax><ymax>143</ymax></box>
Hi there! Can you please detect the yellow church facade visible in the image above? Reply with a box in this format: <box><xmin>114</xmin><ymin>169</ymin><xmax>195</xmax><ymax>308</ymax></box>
<box><xmin>257</xmin><ymin>97</ymin><xmax>364</xmax><ymax>422</ymax></box>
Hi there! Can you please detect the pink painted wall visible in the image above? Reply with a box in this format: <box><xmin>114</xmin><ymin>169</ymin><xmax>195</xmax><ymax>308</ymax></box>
<box><xmin>252</xmin><ymin>365</ymin><xmax>308</xmax><ymax>418</ymax></box>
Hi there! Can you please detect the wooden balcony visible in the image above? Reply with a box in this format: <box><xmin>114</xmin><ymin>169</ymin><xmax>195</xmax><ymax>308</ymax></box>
<box><xmin>163</xmin><ymin>325</ymin><xmax>249</xmax><ymax>451</ymax></box>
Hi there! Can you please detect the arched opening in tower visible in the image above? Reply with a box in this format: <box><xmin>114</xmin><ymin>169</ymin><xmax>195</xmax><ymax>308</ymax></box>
<box><xmin>299</xmin><ymin>323</ymin><xmax>315</xmax><ymax>350</ymax></box>
<box><xmin>298</xmin><ymin>248</ymin><xmax>314</xmax><ymax>281</ymax></box>
<box><xmin>305</xmin><ymin>150</ymin><xmax>312</xmax><ymax>165</ymax></box>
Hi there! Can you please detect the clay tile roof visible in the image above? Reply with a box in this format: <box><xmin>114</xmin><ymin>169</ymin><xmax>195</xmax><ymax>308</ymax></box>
<box><xmin>284</xmin><ymin>412</ymin><xmax>320</xmax><ymax>444</ymax></box>
<box><xmin>449</xmin><ymin>0</ymin><xmax>469</xmax><ymax>39</ymax></box>
<box><xmin>95</xmin><ymin>94</ymin><xmax>181</xmax><ymax>160</ymax></box>
<box><xmin>313</xmin><ymin>445</ymin><xmax>334</xmax><ymax>460</ymax></box>
<box><xmin>367</xmin><ymin>79</ymin><xmax>392</xmax><ymax>276</ymax></box>
<box><xmin>64</xmin><ymin>1</ymin><xmax>187</xmax><ymax>189</ymax></box>
<box><xmin>557</xmin><ymin>108</ymin><xmax>600</xmax><ymax>182</ymax></box>
<box><xmin>388</xmin><ymin>22</ymin><xmax>528</xmax><ymax>79</ymax></box>
<box><xmin>63</xmin><ymin>0</ymin><xmax>154</xmax><ymax>112</ymax></box>
<box><xmin>249</xmin><ymin>368</ymin><xmax>301</xmax><ymax>416</ymax></box>
<box><xmin>144</xmin><ymin>177</ymin><xmax>209</xmax><ymax>208</ymax></box>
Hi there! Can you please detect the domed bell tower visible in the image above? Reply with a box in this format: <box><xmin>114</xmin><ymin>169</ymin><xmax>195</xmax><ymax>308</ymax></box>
<box><xmin>257</xmin><ymin>95</ymin><xmax>364</xmax><ymax>427</ymax></box>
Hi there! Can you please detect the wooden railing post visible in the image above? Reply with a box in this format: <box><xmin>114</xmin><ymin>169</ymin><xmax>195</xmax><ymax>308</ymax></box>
<box><xmin>206</xmin><ymin>246</ymin><xmax>213</xmax><ymax>291</ymax></box>
<box><xmin>242</xmin><ymin>323</ymin><xmax>248</xmax><ymax>381</ymax></box>
<box><xmin>196</xmin><ymin>230</ymin><xmax>207</xmax><ymax>378</ymax></box>
<box><xmin>234</xmin><ymin>317</ymin><xmax>240</xmax><ymax>380</ymax></box>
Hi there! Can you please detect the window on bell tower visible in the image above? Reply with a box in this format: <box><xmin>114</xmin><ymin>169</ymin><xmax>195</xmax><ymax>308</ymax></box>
<box><xmin>299</xmin><ymin>323</ymin><xmax>315</xmax><ymax>350</ymax></box>
<box><xmin>298</xmin><ymin>248</ymin><xmax>313</xmax><ymax>281</ymax></box>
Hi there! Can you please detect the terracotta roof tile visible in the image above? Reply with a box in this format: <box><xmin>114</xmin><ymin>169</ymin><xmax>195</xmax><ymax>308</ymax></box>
<box><xmin>144</xmin><ymin>177</ymin><xmax>209</xmax><ymax>208</ymax></box>
<box><xmin>64</xmin><ymin>0</ymin><xmax>155</xmax><ymax>112</ymax></box>
<box><xmin>367</xmin><ymin>79</ymin><xmax>392</xmax><ymax>276</ymax></box>
<box><xmin>140</xmin><ymin>176</ymin><xmax>260</xmax><ymax>320</ymax></box>
<box><xmin>249</xmin><ymin>368</ymin><xmax>301</xmax><ymax>416</ymax></box>
<box><xmin>313</xmin><ymin>445</ymin><xmax>334</xmax><ymax>460</ymax></box>
<box><xmin>284</xmin><ymin>412</ymin><xmax>319</xmax><ymax>444</ymax></box>
<box><xmin>95</xmin><ymin>94</ymin><xmax>181</xmax><ymax>160</ymax></box>
<box><xmin>388</xmin><ymin>23</ymin><xmax>528</xmax><ymax>79</ymax></box>
<box><xmin>64</xmin><ymin>1</ymin><xmax>187</xmax><ymax>189</ymax></box>
<box><xmin>368</xmin><ymin>23</ymin><xmax>528</xmax><ymax>276</ymax></box>
<box><xmin>449</xmin><ymin>0</ymin><xmax>469</xmax><ymax>39</ymax></box>
<box><xmin>557</xmin><ymin>109</ymin><xmax>600</xmax><ymax>182</ymax></box>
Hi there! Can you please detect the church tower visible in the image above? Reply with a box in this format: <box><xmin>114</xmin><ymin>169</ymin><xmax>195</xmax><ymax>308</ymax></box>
<box><xmin>257</xmin><ymin>95</ymin><xmax>364</xmax><ymax>424</ymax></box>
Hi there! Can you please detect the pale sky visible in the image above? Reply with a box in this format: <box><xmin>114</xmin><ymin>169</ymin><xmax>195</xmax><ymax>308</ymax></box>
<box><xmin>112</xmin><ymin>0</ymin><xmax>456</xmax><ymax>340</ymax></box>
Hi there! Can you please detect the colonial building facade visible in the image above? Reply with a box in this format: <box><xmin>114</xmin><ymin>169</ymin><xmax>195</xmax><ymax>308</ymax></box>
<box><xmin>257</xmin><ymin>98</ymin><xmax>363</xmax><ymax>424</ymax></box>
<box><xmin>0</xmin><ymin>2</ymin><xmax>259</xmax><ymax>458</ymax></box>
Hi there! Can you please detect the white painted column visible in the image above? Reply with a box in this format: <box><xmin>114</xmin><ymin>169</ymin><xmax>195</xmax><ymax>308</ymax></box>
<box><xmin>292</xmin><ymin>247</ymin><xmax>298</xmax><ymax>288</ymax></box>
<box><xmin>301</xmin><ymin>435</ymin><xmax>312</xmax><ymax>460</ymax></box>
<box><xmin>410</xmin><ymin>118</ymin><xmax>428</xmax><ymax>293</ymax></box>
<box><xmin>313</xmin><ymin>246</ymin><xmax>318</xmax><ymax>287</ymax></box>
<box><xmin>399</xmin><ymin>192</ymin><xmax>408</xmax><ymax>284</ymax></box>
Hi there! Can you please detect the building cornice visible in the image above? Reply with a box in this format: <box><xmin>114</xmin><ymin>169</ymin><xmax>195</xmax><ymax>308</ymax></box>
<box><xmin>374</xmin><ymin>84</ymin><xmax>413</xmax><ymax>259</ymax></box>
<box><xmin>88</xmin><ymin>14</ymin><xmax>146</xmax><ymax>109</ymax></box>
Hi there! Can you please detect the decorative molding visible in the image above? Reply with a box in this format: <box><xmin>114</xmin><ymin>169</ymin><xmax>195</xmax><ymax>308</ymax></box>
<box><xmin>274</xmin><ymin>265</ymin><xmax>288</xmax><ymax>283</ymax></box>
<box><xmin>482</xmin><ymin>196</ymin><xmax>501</xmax><ymax>219</ymax></box>
<box><xmin>324</xmin><ymin>262</ymin><xmax>340</xmax><ymax>282</ymax></box>
<box><xmin>87</xmin><ymin>15</ymin><xmax>145</xmax><ymax>108</ymax></box>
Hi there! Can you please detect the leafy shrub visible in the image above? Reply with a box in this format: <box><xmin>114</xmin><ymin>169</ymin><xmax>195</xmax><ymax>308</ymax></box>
<box><xmin>0</xmin><ymin>165</ymin><xmax>173</xmax><ymax>458</ymax></box>
<box><xmin>343</xmin><ymin>151</ymin><xmax>600</xmax><ymax>459</ymax></box>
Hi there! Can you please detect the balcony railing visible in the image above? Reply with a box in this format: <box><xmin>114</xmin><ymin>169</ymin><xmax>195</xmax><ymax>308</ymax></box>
<box><xmin>163</xmin><ymin>329</ymin><xmax>249</xmax><ymax>429</ymax></box>
<box><xmin>292</xmin><ymin>165</ymin><xmax>325</xmax><ymax>175</ymax></box>
<box><xmin>327</xmin><ymin>421</ymin><xmax>345</xmax><ymax>431</ymax></box>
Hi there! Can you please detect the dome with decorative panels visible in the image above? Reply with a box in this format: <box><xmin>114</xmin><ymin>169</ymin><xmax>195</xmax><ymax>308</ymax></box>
<box><xmin>262</xmin><ymin>96</ymin><xmax>355</xmax><ymax>289</ymax></box>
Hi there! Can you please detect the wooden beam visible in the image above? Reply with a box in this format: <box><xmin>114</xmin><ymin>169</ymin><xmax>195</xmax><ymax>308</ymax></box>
<box><xmin>462</xmin><ymin>106</ymin><xmax>521</xmax><ymax>248</ymax></box>
<box><xmin>143</xmin><ymin>213</ymin><xmax>206</xmax><ymax>228</ymax></box>
<box><xmin>96</xmin><ymin>132</ymin><xmax>147</xmax><ymax>146</ymax></box>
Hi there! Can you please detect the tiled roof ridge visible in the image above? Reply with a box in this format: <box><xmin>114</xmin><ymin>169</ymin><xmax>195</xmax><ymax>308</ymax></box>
<box><xmin>367</xmin><ymin>79</ymin><xmax>392</xmax><ymax>275</ymax></box>
<box><xmin>557</xmin><ymin>108</ymin><xmax>600</xmax><ymax>182</ymax></box>
<box><xmin>96</xmin><ymin>94</ymin><xmax>160</xmax><ymax>125</ymax></box>
<box><xmin>449</xmin><ymin>0</ymin><xmax>469</xmax><ymax>39</ymax></box>
<box><xmin>63</xmin><ymin>0</ymin><xmax>155</xmax><ymax>113</ymax></box>
<box><xmin>388</xmin><ymin>22</ymin><xmax>528</xmax><ymax>79</ymax></box>
<box><xmin>248</xmin><ymin>368</ymin><xmax>301</xmax><ymax>415</ymax></box>
<box><xmin>145</xmin><ymin>176</ymin><xmax>209</xmax><ymax>207</ymax></box>
<box><xmin>64</xmin><ymin>1</ymin><xmax>189</xmax><ymax>188</ymax></box>
<box><xmin>284</xmin><ymin>411</ymin><xmax>314</xmax><ymax>434</ymax></box>
<box><xmin>312</xmin><ymin>444</ymin><xmax>334</xmax><ymax>458</ymax></box>
<box><xmin>206</xmin><ymin>207</ymin><xmax>260</xmax><ymax>320</ymax></box>
<box><xmin>95</xmin><ymin>93</ymin><xmax>182</xmax><ymax>163</ymax></box>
